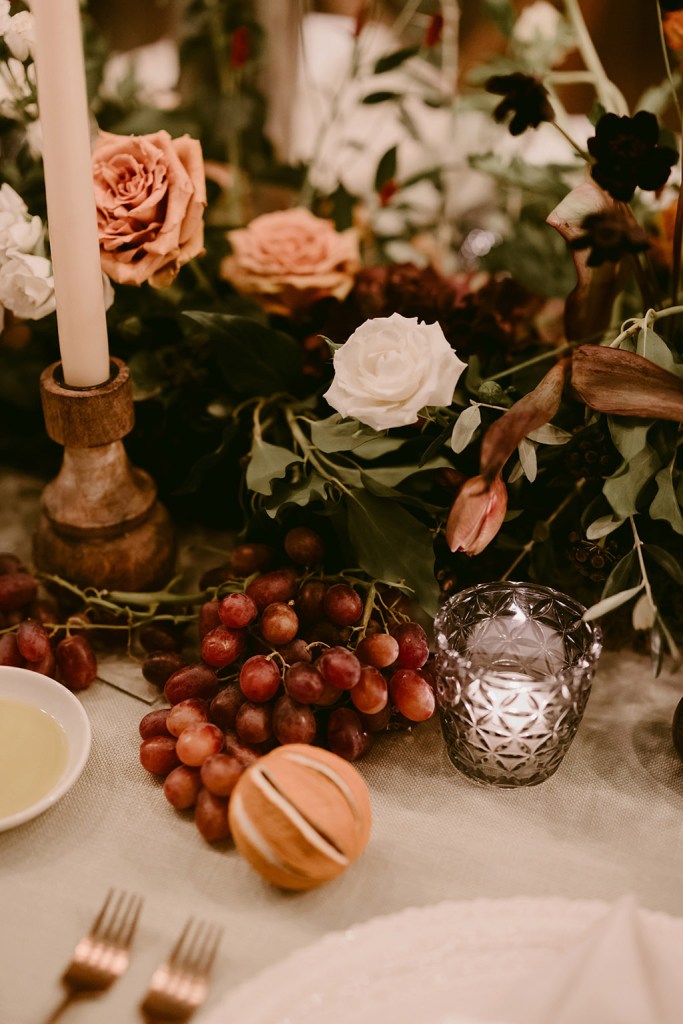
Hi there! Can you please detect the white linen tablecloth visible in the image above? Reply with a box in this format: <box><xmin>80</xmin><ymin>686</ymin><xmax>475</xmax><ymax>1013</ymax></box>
<box><xmin>2</xmin><ymin>471</ymin><xmax>683</xmax><ymax>1023</ymax></box>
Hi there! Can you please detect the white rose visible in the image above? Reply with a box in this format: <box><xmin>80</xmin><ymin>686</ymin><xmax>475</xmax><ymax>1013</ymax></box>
<box><xmin>0</xmin><ymin>183</ymin><xmax>42</xmax><ymax>262</ymax></box>
<box><xmin>0</xmin><ymin>250</ymin><xmax>55</xmax><ymax>320</ymax></box>
<box><xmin>324</xmin><ymin>313</ymin><xmax>466</xmax><ymax>431</ymax></box>
<box><xmin>5</xmin><ymin>10</ymin><xmax>34</xmax><ymax>61</ymax></box>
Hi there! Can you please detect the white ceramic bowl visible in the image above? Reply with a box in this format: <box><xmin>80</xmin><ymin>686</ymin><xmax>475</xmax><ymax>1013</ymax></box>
<box><xmin>0</xmin><ymin>665</ymin><xmax>91</xmax><ymax>832</ymax></box>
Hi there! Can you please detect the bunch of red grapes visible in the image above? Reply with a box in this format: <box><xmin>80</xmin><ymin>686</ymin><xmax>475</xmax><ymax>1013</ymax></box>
<box><xmin>138</xmin><ymin>527</ymin><xmax>436</xmax><ymax>843</ymax></box>
<box><xmin>0</xmin><ymin>554</ymin><xmax>98</xmax><ymax>690</ymax></box>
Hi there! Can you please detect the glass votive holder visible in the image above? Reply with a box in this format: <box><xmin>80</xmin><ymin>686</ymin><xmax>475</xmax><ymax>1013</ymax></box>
<box><xmin>433</xmin><ymin>582</ymin><xmax>602</xmax><ymax>788</ymax></box>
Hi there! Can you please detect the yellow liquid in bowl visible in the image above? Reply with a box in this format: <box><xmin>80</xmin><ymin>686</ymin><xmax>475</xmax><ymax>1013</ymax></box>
<box><xmin>0</xmin><ymin>699</ymin><xmax>68</xmax><ymax>818</ymax></box>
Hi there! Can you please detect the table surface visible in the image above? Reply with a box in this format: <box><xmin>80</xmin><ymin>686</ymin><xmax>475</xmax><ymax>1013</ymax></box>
<box><xmin>2</xmin><ymin>471</ymin><xmax>683</xmax><ymax>1024</ymax></box>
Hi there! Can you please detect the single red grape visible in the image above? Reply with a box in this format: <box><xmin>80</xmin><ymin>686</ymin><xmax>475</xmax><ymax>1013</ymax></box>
<box><xmin>327</xmin><ymin>707</ymin><xmax>371</xmax><ymax>761</ymax></box>
<box><xmin>235</xmin><ymin>701</ymin><xmax>273</xmax><ymax>744</ymax></box>
<box><xmin>389</xmin><ymin>668</ymin><xmax>435</xmax><ymax>722</ymax></box>
<box><xmin>284</xmin><ymin>662</ymin><xmax>324</xmax><ymax>703</ymax></box>
<box><xmin>55</xmin><ymin>635</ymin><xmax>97</xmax><ymax>690</ymax></box>
<box><xmin>316</xmin><ymin>647</ymin><xmax>361</xmax><ymax>690</ymax></box>
<box><xmin>200</xmin><ymin>753</ymin><xmax>244</xmax><ymax>797</ymax></box>
<box><xmin>176</xmin><ymin>722</ymin><xmax>224</xmax><ymax>766</ymax></box>
<box><xmin>239</xmin><ymin>655</ymin><xmax>281</xmax><ymax>702</ymax></box>
<box><xmin>391</xmin><ymin>622</ymin><xmax>429</xmax><ymax>669</ymax></box>
<box><xmin>272</xmin><ymin>695</ymin><xmax>316</xmax><ymax>745</ymax></box>
<box><xmin>201</xmin><ymin>626</ymin><xmax>246</xmax><ymax>668</ymax></box>
<box><xmin>167</xmin><ymin>698</ymin><xmax>210</xmax><ymax>737</ymax></box>
<box><xmin>284</xmin><ymin>527</ymin><xmax>325</xmax><ymax>565</ymax></box>
<box><xmin>140</xmin><ymin>736</ymin><xmax>180</xmax><ymax>776</ymax></box>
<box><xmin>218</xmin><ymin>592</ymin><xmax>258</xmax><ymax>629</ymax></box>
<box><xmin>139</xmin><ymin>708</ymin><xmax>172</xmax><ymax>740</ymax></box>
<box><xmin>163</xmin><ymin>765</ymin><xmax>202</xmax><ymax>809</ymax></box>
<box><xmin>356</xmin><ymin>633</ymin><xmax>399</xmax><ymax>669</ymax></box>
<box><xmin>195</xmin><ymin>788</ymin><xmax>231</xmax><ymax>842</ymax></box>
<box><xmin>164</xmin><ymin>663</ymin><xmax>219</xmax><ymax>705</ymax></box>
<box><xmin>209</xmin><ymin>683</ymin><xmax>245</xmax><ymax>729</ymax></box>
<box><xmin>260</xmin><ymin>603</ymin><xmax>299</xmax><ymax>646</ymax></box>
<box><xmin>350</xmin><ymin>665</ymin><xmax>388</xmax><ymax>715</ymax></box>
<box><xmin>323</xmin><ymin>584</ymin><xmax>363</xmax><ymax>626</ymax></box>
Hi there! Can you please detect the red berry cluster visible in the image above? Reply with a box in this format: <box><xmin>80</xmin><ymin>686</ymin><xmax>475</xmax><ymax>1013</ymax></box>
<box><xmin>0</xmin><ymin>554</ymin><xmax>98</xmax><ymax>691</ymax></box>
<box><xmin>138</xmin><ymin>527</ymin><xmax>436</xmax><ymax>844</ymax></box>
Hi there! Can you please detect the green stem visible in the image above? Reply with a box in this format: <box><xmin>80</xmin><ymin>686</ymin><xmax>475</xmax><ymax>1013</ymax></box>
<box><xmin>486</xmin><ymin>342</ymin><xmax>575</xmax><ymax>383</ymax></box>
<box><xmin>563</xmin><ymin>0</ymin><xmax>628</xmax><ymax>114</ymax></box>
<box><xmin>608</xmin><ymin>304</ymin><xmax>683</xmax><ymax>348</ymax></box>
<box><xmin>629</xmin><ymin>515</ymin><xmax>656</xmax><ymax>612</ymax></box>
<box><xmin>285</xmin><ymin>408</ymin><xmax>354</xmax><ymax>496</ymax></box>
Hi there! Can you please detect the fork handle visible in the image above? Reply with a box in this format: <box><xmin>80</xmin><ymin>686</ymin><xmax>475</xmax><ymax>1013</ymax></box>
<box><xmin>42</xmin><ymin>990</ymin><xmax>79</xmax><ymax>1024</ymax></box>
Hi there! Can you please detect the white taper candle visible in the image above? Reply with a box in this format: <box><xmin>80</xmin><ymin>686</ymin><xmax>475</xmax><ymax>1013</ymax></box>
<box><xmin>31</xmin><ymin>0</ymin><xmax>110</xmax><ymax>387</ymax></box>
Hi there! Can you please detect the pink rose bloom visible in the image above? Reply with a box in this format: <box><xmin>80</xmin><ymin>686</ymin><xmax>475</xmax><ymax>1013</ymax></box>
<box><xmin>93</xmin><ymin>130</ymin><xmax>207</xmax><ymax>288</ymax></box>
<box><xmin>221</xmin><ymin>208</ymin><xmax>360</xmax><ymax>316</ymax></box>
<box><xmin>446</xmin><ymin>475</ymin><xmax>508</xmax><ymax>556</ymax></box>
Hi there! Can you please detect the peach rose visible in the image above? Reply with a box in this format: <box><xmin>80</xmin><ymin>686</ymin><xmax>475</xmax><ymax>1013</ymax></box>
<box><xmin>93</xmin><ymin>130</ymin><xmax>206</xmax><ymax>288</ymax></box>
<box><xmin>221</xmin><ymin>208</ymin><xmax>360</xmax><ymax>316</ymax></box>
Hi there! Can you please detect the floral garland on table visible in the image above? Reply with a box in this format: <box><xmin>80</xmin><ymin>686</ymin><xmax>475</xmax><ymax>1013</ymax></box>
<box><xmin>5</xmin><ymin>1</ymin><xmax>683</xmax><ymax>671</ymax></box>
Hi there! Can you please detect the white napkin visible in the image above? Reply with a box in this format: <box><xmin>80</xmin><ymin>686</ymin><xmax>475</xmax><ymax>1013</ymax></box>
<box><xmin>499</xmin><ymin>896</ymin><xmax>683</xmax><ymax>1024</ymax></box>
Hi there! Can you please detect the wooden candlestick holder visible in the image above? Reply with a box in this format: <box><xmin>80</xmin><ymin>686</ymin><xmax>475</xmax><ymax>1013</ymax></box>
<box><xmin>33</xmin><ymin>357</ymin><xmax>176</xmax><ymax>591</ymax></box>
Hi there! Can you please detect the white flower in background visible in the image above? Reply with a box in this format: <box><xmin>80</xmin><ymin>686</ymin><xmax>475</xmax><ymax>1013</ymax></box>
<box><xmin>0</xmin><ymin>56</ymin><xmax>35</xmax><ymax>119</ymax></box>
<box><xmin>324</xmin><ymin>313</ymin><xmax>466</xmax><ymax>431</ymax></box>
<box><xmin>0</xmin><ymin>183</ymin><xmax>42</xmax><ymax>262</ymax></box>
<box><xmin>4</xmin><ymin>9</ymin><xmax>34</xmax><ymax>62</ymax></box>
<box><xmin>0</xmin><ymin>250</ymin><xmax>55</xmax><ymax>320</ymax></box>
<box><xmin>100</xmin><ymin>39</ymin><xmax>180</xmax><ymax>111</ymax></box>
<box><xmin>513</xmin><ymin>1</ymin><xmax>574</xmax><ymax>68</ymax></box>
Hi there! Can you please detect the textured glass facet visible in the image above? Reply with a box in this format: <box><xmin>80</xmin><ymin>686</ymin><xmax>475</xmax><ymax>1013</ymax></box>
<box><xmin>434</xmin><ymin>583</ymin><xmax>602</xmax><ymax>787</ymax></box>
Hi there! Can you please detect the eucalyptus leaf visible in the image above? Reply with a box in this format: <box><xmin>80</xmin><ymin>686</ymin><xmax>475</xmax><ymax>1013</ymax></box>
<box><xmin>246</xmin><ymin>440</ymin><xmax>303</xmax><ymax>496</ymax></box>
<box><xmin>585</xmin><ymin>515</ymin><xmax>625</xmax><ymax>540</ymax></box>
<box><xmin>636</xmin><ymin>328</ymin><xmax>681</xmax><ymax>376</ymax></box>
<box><xmin>583</xmin><ymin>584</ymin><xmax>644</xmax><ymax>622</ymax></box>
<box><xmin>601</xmin><ymin>550</ymin><xmax>639</xmax><ymax>599</ymax></box>
<box><xmin>644</xmin><ymin>544</ymin><xmax>683</xmax><ymax>584</ymax></box>
<box><xmin>526</xmin><ymin>424</ymin><xmax>573</xmax><ymax>445</ymax></box>
<box><xmin>451</xmin><ymin>405</ymin><xmax>481</xmax><ymax>454</ymax></box>
<box><xmin>518</xmin><ymin>438</ymin><xmax>537</xmax><ymax>482</ymax></box>
<box><xmin>346</xmin><ymin>490</ymin><xmax>439</xmax><ymax>615</ymax></box>
<box><xmin>632</xmin><ymin>593</ymin><xmax>657</xmax><ymax>632</ymax></box>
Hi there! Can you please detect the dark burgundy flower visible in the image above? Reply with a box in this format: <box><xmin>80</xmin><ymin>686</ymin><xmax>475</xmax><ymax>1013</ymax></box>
<box><xmin>587</xmin><ymin>111</ymin><xmax>678</xmax><ymax>202</ymax></box>
<box><xmin>569</xmin><ymin>211</ymin><xmax>650</xmax><ymax>267</ymax></box>
<box><xmin>485</xmin><ymin>73</ymin><xmax>553</xmax><ymax>136</ymax></box>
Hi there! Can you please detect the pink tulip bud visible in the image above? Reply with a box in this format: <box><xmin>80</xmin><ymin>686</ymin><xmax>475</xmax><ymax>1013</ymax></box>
<box><xmin>445</xmin><ymin>475</ymin><xmax>508</xmax><ymax>556</ymax></box>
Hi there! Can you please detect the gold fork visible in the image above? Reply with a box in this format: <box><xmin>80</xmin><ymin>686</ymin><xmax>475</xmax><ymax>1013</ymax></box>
<box><xmin>44</xmin><ymin>888</ymin><xmax>143</xmax><ymax>1024</ymax></box>
<box><xmin>140</xmin><ymin>917</ymin><xmax>223</xmax><ymax>1022</ymax></box>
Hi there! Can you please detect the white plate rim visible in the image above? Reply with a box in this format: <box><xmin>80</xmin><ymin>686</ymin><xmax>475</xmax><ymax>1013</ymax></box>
<box><xmin>196</xmin><ymin>895</ymin><xmax>683</xmax><ymax>1024</ymax></box>
<box><xmin>0</xmin><ymin>665</ymin><xmax>91</xmax><ymax>831</ymax></box>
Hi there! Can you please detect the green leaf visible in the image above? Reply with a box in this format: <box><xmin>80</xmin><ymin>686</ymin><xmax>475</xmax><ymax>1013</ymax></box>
<box><xmin>346</xmin><ymin>490</ymin><xmax>439</xmax><ymax>615</ymax></box>
<box><xmin>518</xmin><ymin>438</ymin><xmax>537</xmax><ymax>482</ymax></box>
<box><xmin>450</xmin><ymin>405</ymin><xmax>481</xmax><ymax>454</ymax></box>
<box><xmin>645</xmin><ymin>544</ymin><xmax>683</xmax><ymax>584</ymax></box>
<box><xmin>374</xmin><ymin>46</ymin><xmax>419</xmax><ymax>75</ymax></box>
<box><xmin>632</xmin><ymin>593</ymin><xmax>656</xmax><ymax>631</ymax></box>
<box><xmin>603</xmin><ymin>421</ymin><xmax>661</xmax><ymax>518</ymax></box>
<box><xmin>361</xmin><ymin>455</ymin><xmax>452</xmax><ymax>489</ymax></box>
<box><xmin>650</xmin><ymin>461</ymin><xmax>683</xmax><ymax>535</ymax></box>
<box><xmin>526</xmin><ymin>424</ymin><xmax>573</xmax><ymax>445</ymax></box>
<box><xmin>419</xmin><ymin>424</ymin><xmax>452</xmax><ymax>467</ymax></box>
<box><xmin>183</xmin><ymin>312</ymin><xmax>303</xmax><ymax>397</ymax></box>
<box><xmin>635</xmin><ymin>328</ymin><xmax>680</xmax><ymax>375</ymax></box>
<box><xmin>585</xmin><ymin>514</ymin><xmax>625</xmax><ymax>540</ymax></box>
<box><xmin>263</xmin><ymin>471</ymin><xmax>329</xmax><ymax>518</ymax></box>
<box><xmin>583</xmin><ymin>584</ymin><xmax>644</xmax><ymax>622</ymax></box>
<box><xmin>601</xmin><ymin>550</ymin><xmax>639</xmax><ymax>599</ymax></box>
<box><xmin>310</xmin><ymin>415</ymin><xmax>384</xmax><ymax>453</ymax></box>
<box><xmin>374</xmin><ymin>145</ymin><xmax>398</xmax><ymax>192</ymax></box>
<box><xmin>362</xmin><ymin>91</ymin><xmax>401</xmax><ymax>105</ymax></box>
<box><xmin>246</xmin><ymin>440</ymin><xmax>303</xmax><ymax>496</ymax></box>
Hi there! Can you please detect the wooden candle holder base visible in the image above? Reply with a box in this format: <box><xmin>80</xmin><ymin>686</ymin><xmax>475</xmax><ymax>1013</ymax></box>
<box><xmin>33</xmin><ymin>358</ymin><xmax>176</xmax><ymax>591</ymax></box>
